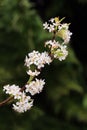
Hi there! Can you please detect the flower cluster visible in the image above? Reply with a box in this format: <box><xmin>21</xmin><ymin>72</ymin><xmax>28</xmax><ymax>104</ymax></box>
<box><xmin>43</xmin><ymin>17</ymin><xmax>72</xmax><ymax>61</ymax></box>
<box><xmin>25</xmin><ymin>50</ymin><xmax>52</xmax><ymax>76</ymax></box>
<box><xmin>3</xmin><ymin>85</ymin><xmax>33</xmax><ymax>113</ymax></box>
<box><xmin>43</xmin><ymin>17</ymin><xmax>72</xmax><ymax>43</ymax></box>
<box><xmin>3</xmin><ymin>78</ymin><xmax>45</xmax><ymax>113</ymax></box>
<box><xmin>12</xmin><ymin>92</ymin><xmax>33</xmax><ymax>113</ymax></box>
<box><xmin>58</xmin><ymin>23</ymin><xmax>72</xmax><ymax>43</ymax></box>
<box><xmin>3</xmin><ymin>50</ymin><xmax>50</xmax><ymax>113</ymax></box>
<box><xmin>3</xmin><ymin>84</ymin><xmax>22</xmax><ymax>99</ymax></box>
<box><xmin>45</xmin><ymin>40</ymin><xmax>68</xmax><ymax>61</ymax></box>
<box><xmin>25</xmin><ymin>78</ymin><xmax>45</xmax><ymax>95</ymax></box>
<box><xmin>2</xmin><ymin>17</ymin><xmax>72</xmax><ymax>113</ymax></box>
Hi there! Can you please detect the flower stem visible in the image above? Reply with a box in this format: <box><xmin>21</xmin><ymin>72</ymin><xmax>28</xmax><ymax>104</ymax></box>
<box><xmin>0</xmin><ymin>96</ymin><xmax>13</xmax><ymax>106</ymax></box>
<box><xmin>0</xmin><ymin>85</ymin><xmax>26</xmax><ymax>107</ymax></box>
<box><xmin>0</xmin><ymin>76</ymin><xmax>35</xmax><ymax>107</ymax></box>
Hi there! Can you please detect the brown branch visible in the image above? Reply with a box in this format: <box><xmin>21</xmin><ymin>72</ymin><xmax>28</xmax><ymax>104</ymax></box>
<box><xmin>0</xmin><ymin>96</ymin><xmax>13</xmax><ymax>107</ymax></box>
<box><xmin>52</xmin><ymin>30</ymin><xmax>56</xmax><ymax>41</ymax></box>
<box><xmin>0</xmin><ymin>85</ymin><xmax>26</xmax><ymax>107</ymax></box>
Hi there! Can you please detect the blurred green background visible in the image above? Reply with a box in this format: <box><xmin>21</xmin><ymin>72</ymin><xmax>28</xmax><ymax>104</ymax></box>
<box><xmin>0</xmin><ymin>0</ymin><xmax>87</xmax><ymax>130</ymax></box>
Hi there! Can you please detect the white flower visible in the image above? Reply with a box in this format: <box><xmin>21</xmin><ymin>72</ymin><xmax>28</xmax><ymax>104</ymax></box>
<box><xmin>25</xmin><ymin>51</ymin><xmax>52</xmax><ymax>70</ymax></box>
<box><xmin>3</xmin><ymin>84</ymin><xmax>22</xmax><ymax>99</ymax></box>
<box><xmin>25</xmin><ymin>78</ymin><xmax>45</xmax><ymax>95</ymax></box>
<box><xmin>13</xmin><ymin>92</ymin><xmax>33</xmax><ymax>113</ymax></box>
<box><xmin>54</xmin><ymin>45</ymin><xmax>68</xmax><ymax>61</ymax></box>
<box><xmin>43</xmin><ymin>22</ymin><xmax>49</xmax><ymax>29</ymax></box>
<box><xmin>63</xmin><ymin>30</ymin><xmax>72</xmax><ymax>43</ymax></box>
<box><xmin>49</xmin><ymin>18</ymin><xmax>54</xmax><ymax>23</ymax></box>
<box><xmin>45</xmin><ymin>40</ymin><xmax>68</xmax><ymax>60</ymax></box>
<box><xmin>27</xmin><ymin>69</ymin><xmax>40</xmax><ymax>76</ymax></box>
<box><xmin>45</xmin><ymin>40</ymin><xmax>53</xmax><ymax>47</ymax></box>
<box><xmin>39</xmin><ymin>52</ymin><xmax>52</xmax><ymax>68</ymax></box>
<box><xmin>48</xmin><ymin>24</ymin><xmax>55</xmax><ymax>32</ymax></box>
<box><xmin>45</xmin><ymin>40</ymin><xmax>59</xmax><ymax>49</ymax></box>
<box><xmin>58</xmin><ymin>23</ymin><xmax>72</xmax><ymax>43</ymax></box>
<box><xmin>25</xmin><ymin>50</ymin><xmax>40</xmax><ymax>68</ymax></box>
<box><xmin>43</xmin><ymin>19</ymin><xmax>55</xmax><ymax>32</ymax></box>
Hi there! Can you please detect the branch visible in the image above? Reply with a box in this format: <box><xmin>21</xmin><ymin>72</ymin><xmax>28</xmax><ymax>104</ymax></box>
<box><xmin>0</xmin><ymin>85</ymin><xmax>26</xmax><ymax>107</ymax></box>
<box><xmin>0</xmin><ymin>96</ymin><xmax>13</xmax><ymax>107</ymax></box>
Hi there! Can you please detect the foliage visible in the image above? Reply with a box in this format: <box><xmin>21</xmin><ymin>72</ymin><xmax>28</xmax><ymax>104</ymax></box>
<box><xmin>0</xmin><ymin>0</ymin><xmax>47</xmax><ymax>86</ymax></box>
<box><xmin>0</xmin><ymin>0</ymin><xmax>87</xmax><ymax>130</ymax></box>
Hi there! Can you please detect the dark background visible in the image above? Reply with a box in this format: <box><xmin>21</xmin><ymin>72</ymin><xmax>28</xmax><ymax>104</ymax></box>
<box><xmin>0</xmin><ymin>0</ymin><xmax>87</xmax><ymax>130</ymax></box>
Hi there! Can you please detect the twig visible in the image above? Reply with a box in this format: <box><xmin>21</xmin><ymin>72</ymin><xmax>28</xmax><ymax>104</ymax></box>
<box><xmin>0</xmin><ymin>96</ymin><xmax>13</xmax><ymax>106</ymax></box>
<box><xmin>0</xmin><ymin>85</ymin><xmax>26</xmax><ymax>107</ymax></box>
